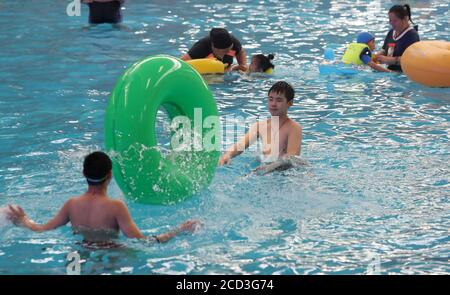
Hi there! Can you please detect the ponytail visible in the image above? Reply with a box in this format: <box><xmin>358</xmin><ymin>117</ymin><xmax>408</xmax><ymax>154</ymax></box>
<box><xmin>403</xmin><ymin>4</ymin><xmax>414</xmax><ymax>24</ymax></box>
<box><xmin>389</xmin><ymin>4</ymin><xmax>414</xmax><ymax>24</ymax></box>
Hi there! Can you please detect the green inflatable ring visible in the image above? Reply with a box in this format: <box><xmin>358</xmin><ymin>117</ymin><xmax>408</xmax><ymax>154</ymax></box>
<box><xmin>105</xmin><ymin>55</ymin><xmax>220</xmax><ymax>204</ymax></box>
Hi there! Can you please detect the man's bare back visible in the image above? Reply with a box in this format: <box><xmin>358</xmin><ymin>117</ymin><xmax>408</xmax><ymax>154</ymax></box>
<box><xmin>7</xmin><ymin>151</ymin><xmax>199</xmax><ymax>244</ymax></box>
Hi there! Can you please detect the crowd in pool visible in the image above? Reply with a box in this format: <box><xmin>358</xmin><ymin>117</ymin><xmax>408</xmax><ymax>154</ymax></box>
<box><xmin>5</xmin><ymin>2</ymin><xmax>421</xmax><ymax>248</ymax></box>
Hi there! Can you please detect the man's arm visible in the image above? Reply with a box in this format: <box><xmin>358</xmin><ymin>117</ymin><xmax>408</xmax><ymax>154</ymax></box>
<box><xmin>8</xmin><ymin>201</ymin><xmax>71</xmax><ymax>232</ymax></box>
<box><xmin>114</xmin><ymin>201</ymin><xmax>145</xmax><ymax>239</ymax></box>
<box><xmin>114</xmin><ymin>201</ymin><xmax>199</xmax><ymax>242</ymax></box>
<box><xmin>234</xmin><ymin>47</ymin><xmax>247</xmax><ymax>70</ymax></box>
<box><xmin>284</xmin><ymin>123</ymin><xmax>302</xmax><ymax>157</ymax></box>
<box><xmin>180</xmin><ymin>53</ymin><xmax>192</xmax><ymax>61</ymax></box>
<box><xmin>154</xmin><ymin>221</ymin><xmax>200</xmax><ymax>243</ymax></box>
<box><xmin>218</xmin><ymin>122</ymin><xmax>259</xmax><ymax>166</ymax></box>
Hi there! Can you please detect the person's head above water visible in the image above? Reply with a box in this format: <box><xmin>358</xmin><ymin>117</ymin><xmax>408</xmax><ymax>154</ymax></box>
<box><xmin>267</xmin><ymin>81</ymin><xmax>295</xmax><ymax>117</ymax></box>
<box><xmin>357</xmin><ymin>32</ymin><xmax>376</xmax><ymax>50</ymax></box>
<box><xmin>83</xmin><ymin>151</ymin><xmax>112</xmax><ymax>186</ymax></box>
<box><xmin>249</xmin><ymin>54</ymin><xmax>275</xmax><ymax>73</ymax></box>
<box><xmin>388</xmin><ymin>4</ymin><xmax>414</xmax><ymax>31</ymax></box>
<box><xmin>210</xmin><ymin>28</ymin><xmax>233</xmax><ymax>60</ymax></box>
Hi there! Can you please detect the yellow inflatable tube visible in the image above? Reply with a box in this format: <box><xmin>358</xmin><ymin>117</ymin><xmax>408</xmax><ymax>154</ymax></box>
<box><xmin>186</xmin><ymin>58</ymin><xmax>225</xmax><ymax>74</ymax></box>
<box><xmin>401</xmin><ymin>41</ymin><xmax>450</xmax><ymax>87</ymax></box>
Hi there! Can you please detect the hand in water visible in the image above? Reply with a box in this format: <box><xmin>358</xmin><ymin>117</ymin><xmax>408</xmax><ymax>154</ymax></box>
<box><xmin>179</xmin><ymin>220</ymin><xmax>202</xmax><ymax>233</ymax></box>
<box><xmin>252</xmin><ymin>165</ymin><xmax>269</xmax><ymax>175</ymax></box>
<box><xmin>7</xmin><ymin>205</ymin><xmax>26</xmax><ymax>226</ymax></box>
<box><xmin>218</xmin><ymin>154</ymin><xmax>231</xmax><ymax>166</ymax></box>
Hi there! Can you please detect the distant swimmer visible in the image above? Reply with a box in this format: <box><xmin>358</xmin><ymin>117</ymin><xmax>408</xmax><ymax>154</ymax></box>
<box><xmin>237</xmin><ymin>53</ymin><xmax>275</xmax><ymax>74</ymax></box>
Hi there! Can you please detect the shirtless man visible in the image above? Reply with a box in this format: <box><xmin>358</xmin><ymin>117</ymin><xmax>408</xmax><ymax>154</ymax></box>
<box><xmin>7</xmin><ymin>151</ymin><xmax>199</xmax><ymax>245</ymax></box>
<box><xmin>218</xmin><ymin>81</ymin><xmax>302</xmax><ymax>173</ymax></box>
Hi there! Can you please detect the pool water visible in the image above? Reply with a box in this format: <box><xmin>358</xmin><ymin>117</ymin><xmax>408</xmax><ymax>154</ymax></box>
<box><xmin>0</xmin><ymin>0</ymin><xmax>449</xmax><ymax>274</ymax></box>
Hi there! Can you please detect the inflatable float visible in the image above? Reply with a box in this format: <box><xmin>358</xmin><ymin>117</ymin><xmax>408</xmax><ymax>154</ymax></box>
<box><xmin>401</xmin><ymin>41</ymin><xmax>450</xmax><ymax>87</ymax></box>
<box><xmin>105</xmin><ymin>55</ymin><xmax>220</xmax><ymax>204</ymax></box>
<box><xmin>186</xmin><ymin>58</ymin><xmax>225</xmax><ymax>74</ymax></box>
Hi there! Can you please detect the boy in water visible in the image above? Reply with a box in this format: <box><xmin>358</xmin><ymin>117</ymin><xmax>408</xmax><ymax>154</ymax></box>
<box><xmin>218</xmin><ymin>81</ymin><xmax>302</xmax><ymax>173</ymax></box>
<box><xmin>7</xmin><ymin>152</ymin><xmax>199</xmax><ymax>245</ymax></box>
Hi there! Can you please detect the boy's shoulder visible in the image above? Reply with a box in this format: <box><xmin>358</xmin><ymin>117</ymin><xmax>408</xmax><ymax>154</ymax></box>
<box><xmin>288</xmin><ymin>118</ymin><xmax>301</xmax><ymax>128</ymax></box>
<box><xmin>66</xmin><ymin>195</ymin><xmax>124</xmax><ymax>207</ymax></box>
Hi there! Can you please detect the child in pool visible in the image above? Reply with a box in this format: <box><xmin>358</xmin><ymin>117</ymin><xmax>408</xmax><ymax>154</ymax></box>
<box><xmin>7</xmin><ymin>152</ymin><xmax>200</xmax><ymax>245</ymax></box>
<box><xmin>218</xmin><ymin>81</ymin><xmax>302</xmax><ymax>174</ymax></box>
<box><xmin>342</xmin><ymin>32</ymin><xmax>391</xmax><ymax>72</ymax></box>
<box><xmin>234</xmin><ymin>53</ymin><xmax>275</xmax><ymax>73</ymax></box>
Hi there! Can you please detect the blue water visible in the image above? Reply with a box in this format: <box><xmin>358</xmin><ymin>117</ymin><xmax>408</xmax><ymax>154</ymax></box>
<box><xmin>0</xmin><ymin>0</ymin><xmax>449</xmax><ymax>274</ymax></box>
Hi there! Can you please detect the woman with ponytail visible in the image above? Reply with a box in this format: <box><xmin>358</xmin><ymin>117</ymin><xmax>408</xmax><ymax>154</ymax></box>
<box><xmin>376</xmin><ymin>4</ymin><xmax>420</xmax><ymax>72</ymax></box>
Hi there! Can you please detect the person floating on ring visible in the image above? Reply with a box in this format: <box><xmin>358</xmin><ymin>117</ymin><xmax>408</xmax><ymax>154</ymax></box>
<box><xmin>181</xmin><ymin>28</ymin><xmax>248</xmax><ymax>72</ymax></box>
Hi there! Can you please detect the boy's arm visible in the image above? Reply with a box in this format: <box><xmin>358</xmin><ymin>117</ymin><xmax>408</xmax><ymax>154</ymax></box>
<box><xmin>115</xmin><ymin>201</ymin><xmax>200</xmax><ymax>243</ymax></box>
<box><xmin>8</xmin><ymin>201</ymin><xmax>71</xmax><ymax>232</ymax></box>
<box><xmin>284</xmin><ymin>124</ymin><xmax>302</xmax><ymax>157</ymax></box>
<box><xmin>114</xmin><ymin>201</ymin><xmax>145</xmax><ymax>239</ymax></box>
<box><xmin>218</xmin><ymin>122</ymin><xmax>259</xmax><ymax>165</ymax></box>
<box><xmin>154</xmin><ymin>221</ymin><xmax>200</xmax><ymax>243</ymax></box>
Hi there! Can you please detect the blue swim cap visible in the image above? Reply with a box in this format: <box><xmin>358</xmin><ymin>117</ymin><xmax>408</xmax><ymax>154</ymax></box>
<box><xmin>357</xmin><ymin>32</ymin><xmax>375</xmax><ymax>44</ymax></box>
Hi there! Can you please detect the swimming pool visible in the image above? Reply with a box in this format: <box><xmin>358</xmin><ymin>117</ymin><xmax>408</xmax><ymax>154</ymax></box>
<box><xmin>0</xmin><ymin>0</ymin><xmax>449</xmax><ymax>274</ymax></box>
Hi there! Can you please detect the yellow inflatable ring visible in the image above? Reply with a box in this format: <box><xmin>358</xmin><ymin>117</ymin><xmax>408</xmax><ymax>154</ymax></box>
<box><xmin>186</xmin><ymin>58</ymin><xmax>225</xmax><ymax>74</ymax></box>
<box><xmin>401</xmin><ymin>41</ymin><xmax>450</xmax><ymax>87</ymax></box>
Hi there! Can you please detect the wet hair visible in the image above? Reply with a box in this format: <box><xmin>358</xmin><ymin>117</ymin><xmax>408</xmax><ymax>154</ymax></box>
<box><xmin>268</xmin><ymin>81</ymin><xmax>295</xmax><ymax>102</ymax></box>
<box><xmin>389</xmin><ymin>4</ymin><xmax>414</xmax><ymax>24</ymax></box>
<box><xmin>253</xmin><ymin>54</ymin><xmax>275</xmax><ymax>72</ymax></box>
<box><xmin>83</xmin><ymin>151</ymin><xmax>112</xmax><ymax>186</ymax></box>
<box><xmin>210</xmin><ymin>28</ymin><xmax>233</xmax><ymax>49</ymax></box>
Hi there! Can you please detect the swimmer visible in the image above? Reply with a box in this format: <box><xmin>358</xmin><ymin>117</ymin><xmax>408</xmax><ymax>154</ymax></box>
<box><xmin>82</xmin><ymin>0</ymin><xmax>124</xmax><ymax>25</ymax></box>
<box><xmin>218</xmin><ymin>81</ymin><xmax>302</xmax><ymax>173</ymax></box>
<box><xmin>342</xmin><ymin>32</ymin><xmax>391</xmax><ymax>72</ymax></box>
<box><xmin>7</xmin><ymin>152</ymin><xmax>200</xmax><ymax>246</ymax></box>
<box><xmin>181</xmin><ymin>28</ymin><xmax>248</xmax><ymax>72</ymax></box>
<box><xmin>234</xmin><ymin>53</ymin><xmax>275</xmax><ymax>74</ymax></box>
